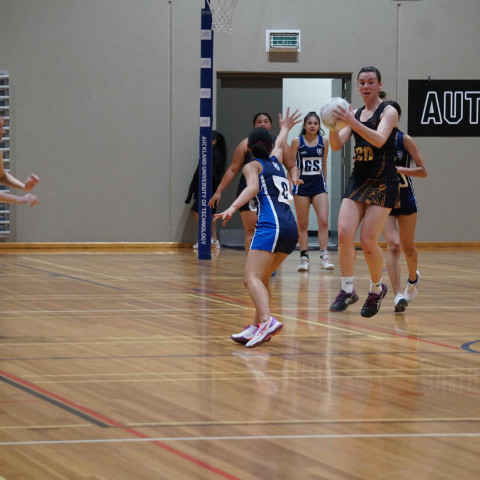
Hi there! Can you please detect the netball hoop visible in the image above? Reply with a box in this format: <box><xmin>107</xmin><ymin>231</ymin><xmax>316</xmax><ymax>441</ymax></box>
<box><xmin>206</xmin><ymin>0</ymin><xmax>238</xmax><ymax>34</ymax></box>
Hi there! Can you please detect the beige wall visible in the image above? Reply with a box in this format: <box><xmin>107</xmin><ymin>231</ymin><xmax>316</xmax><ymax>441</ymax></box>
<box><xmin>1</xmin><ymin>0</ymin><xmax>479</xmax><ymax>242</ymax></box>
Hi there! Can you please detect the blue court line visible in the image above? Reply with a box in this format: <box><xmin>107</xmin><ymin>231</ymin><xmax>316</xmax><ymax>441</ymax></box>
<box><xmin>14</xmin><ymin>264</ymin><xmax>122</xmax><ymax>291</ymax></box>
<box><xmin>0</xmin><ymin>374</ymin><xmax>110</xmax><ymax>428</ymax></box>
<box><xmin>461</xmin><ymin>340</ymin><xmax>480</xmax><ymax>354</ymax></box>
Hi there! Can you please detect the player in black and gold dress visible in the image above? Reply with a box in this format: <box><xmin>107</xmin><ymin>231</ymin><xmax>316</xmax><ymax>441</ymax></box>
<box><xmin>326</xmin><ymin>66</ymin><xmax>399</xmax><ymax>318</ymax></box>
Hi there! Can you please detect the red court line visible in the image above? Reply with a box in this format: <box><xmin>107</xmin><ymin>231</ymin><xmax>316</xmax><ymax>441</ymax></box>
<box><xmin>0</xmin><ymin>369</ymin><xmax>241</xmax><ymax>480</ymax></box>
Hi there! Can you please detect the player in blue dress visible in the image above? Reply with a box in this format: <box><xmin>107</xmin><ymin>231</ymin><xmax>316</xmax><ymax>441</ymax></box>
<box><xmin>382</xmin><ymin>101</ymin><xmax>427</xmax><ymax>312</ymax></box>
<box><xmin>214</xmin><ymin>108</ymin><xmax>302</xmax><ymax>348</ymax></box>
<box><xmin>291</xmin><ymin>112</ymin><xmax>334</xmax><ymax>272</ymax></box>
<box><xmin>209</xmin><ymin>113</ymin><xmax>273</xmax><ymax>252</ymax></box>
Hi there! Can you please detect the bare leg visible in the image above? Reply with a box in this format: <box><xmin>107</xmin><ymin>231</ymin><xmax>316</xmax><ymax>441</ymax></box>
<box><xmin>293</xmin><ymin>195</ymin><xmax>311</xmax><ymax>252</ymax></box>
<box><xmin>337</xmin><ymin>199</ymin><xmax>364</xmax><ymax>277</ymax></box>
<box><xmin>311</xmin><ymin>192</ymin><xmax>330</xmax><ymax>251</ymax></box>
<box><xmin>397</xmin><ymin>213</ymin><xmax>418</xmax><ymax>281</ymax></box>
<box><xmin>382</xmin><ymin>215</ymin><xmax>402</xmax><ymax>294</ymax></box>
<box><xmin>240</xmin><ymin>210</ymin><xmax>257</xmax><ymax>253</ymax></box>
<box><xmin>244</xmin><ymin>249</ymin><xmax>288</xmax><ymax>323</ymax></box>
<box><xmin>360</xmin><ymin>205</ymin><xmax>391</xmax><ymax>283</ymax></box>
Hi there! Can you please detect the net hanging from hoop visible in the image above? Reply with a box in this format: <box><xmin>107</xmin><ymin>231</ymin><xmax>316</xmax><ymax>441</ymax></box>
<box><xmin>206</xmin><ymin>0</ymin><xmax>238</xmax><ymax>34</ymax></box>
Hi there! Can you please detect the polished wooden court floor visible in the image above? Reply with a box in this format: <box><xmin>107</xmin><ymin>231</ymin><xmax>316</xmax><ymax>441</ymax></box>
<box><xmin>0</xmin><ymin>246</ymin><xmax>480</xmax><ymax>479</ymax></box>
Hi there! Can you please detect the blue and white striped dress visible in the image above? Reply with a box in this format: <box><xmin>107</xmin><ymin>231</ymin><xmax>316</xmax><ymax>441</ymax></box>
<box><xmin>250</xmin><ymin>156</ymin><xmax>298</xmax><ymax>254</ymax></box>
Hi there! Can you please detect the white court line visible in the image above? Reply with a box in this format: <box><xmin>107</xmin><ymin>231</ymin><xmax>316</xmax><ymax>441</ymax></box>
<box><xmin>1</xmin><ymin>431</ymin><xmax>480</xmax><ymax>447</ymax></box>
<box><xmin>0</xmin><ymin>305</ymin><xmax>478</xmax><ymax>316</ymax></box>
<box><xmin>20</xmin><ymin>257</ymin><xmax>127</xmax><ymax>281</ymax></box>
<box><xmin>191</xmin><ymin>294</ymin><xmax>382</xmax><ymax>339</ymax></box>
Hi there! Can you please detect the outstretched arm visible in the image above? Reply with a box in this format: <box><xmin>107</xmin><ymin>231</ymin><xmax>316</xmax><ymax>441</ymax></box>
<box><xmin>208</xmin><ymin>138</ymin><xmax>248</xmax><ymax>208</ymax></box>
<box><xmin>0</xmin><ymin>151</ymin><xmax>39</xmax><ymax>191</ymax></box>
<box><xmin>213</xmin><ymin>161</ymin><xmax>260</xmax><ymax>226</ymax></box>
<box><xmin>271</xmin><ymin>108</ymin><xmax>302</xmax><ymax>161</ymax></box>
<box><xmin>397</xmin><ymin>134</ymin><xmax>427</xmax><ymax>178</ymax></box>
<box><xmin>0</xmin><ymin>192</ymin><xmax>38</xmax><ymax>206</ymax></box>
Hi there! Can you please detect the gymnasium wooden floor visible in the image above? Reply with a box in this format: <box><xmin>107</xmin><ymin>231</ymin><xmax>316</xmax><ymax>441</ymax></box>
<box><xmin>0</xmin><ymin>246</ymin><xmax>479</xmax><ymax>479</ymax></box>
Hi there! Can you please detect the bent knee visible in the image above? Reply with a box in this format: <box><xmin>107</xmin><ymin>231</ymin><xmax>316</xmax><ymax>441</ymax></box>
<box><xmin>387</xmin><ymin>241</ymin><xmax>402</xmax><ymax>256</ymax></box>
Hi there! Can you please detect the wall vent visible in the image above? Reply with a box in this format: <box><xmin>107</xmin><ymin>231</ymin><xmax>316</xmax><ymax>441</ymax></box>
<box><xmin>266</xmin><ymin>30</ymin><xmax>301</xmax><ymax>52</ymax></box>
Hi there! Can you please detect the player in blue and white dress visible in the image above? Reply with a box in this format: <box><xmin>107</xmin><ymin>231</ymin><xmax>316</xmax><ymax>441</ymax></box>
<box><xmin>214</xmin><ymin>108</ymin><xmax>302</xmax><ymax>348</ymax></box>
<box><xmin>209</xmin><ymin>113</ymin><xmax>274</xmax><ymax>252</ymax></box>
<box><xmin>291</xmin><ymin>112</ymin><xmax>334</xmax><ymax>272</ymax></box>
<box><xmin>382</xmin><ymin>101</ymin><xmax>427</xmax><ymax>312</ymax></box>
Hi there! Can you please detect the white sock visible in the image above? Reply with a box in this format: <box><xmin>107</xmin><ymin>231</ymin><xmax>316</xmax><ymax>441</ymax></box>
<box><xmin>341</xmin><ymin>277</ymin><xmax>354</xmax><ymax>293</ymax></box>
<box><xmin>320</xmin><ymin>250</ymin><xmax>328</xmax><ymax>258</ymax></box>
<box><xmin>370</xmin><ymin>279</ymin><xmax>383</xmax><ymax>294</ymax></box>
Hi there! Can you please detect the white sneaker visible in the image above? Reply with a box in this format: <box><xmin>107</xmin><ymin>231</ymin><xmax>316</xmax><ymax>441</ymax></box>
<box><xmin>404</xmin><ymin>271</ymin><xmax>420</xmax><ymax>302</ymax></box>
<box><xmin>394</xmin><ymin>293</ymin><xmax>408</xmax><ymax>313</ymax></box>
<box><xmin>231</xmin><ymin>324</ymin><xmax>258</xmax><ymax>345</ymax></box>
<box><xmin>297</xmin><ymin>256</ymin><xmax>310</xmax><ymax>271</ymax></box>
<box><xmin>245</xmin><ymin>317</ymin><xmax>283</xmax><ymax>348</ymax></box>
<box><xmin>211</xmin><ymin>240</ymin><xmax>220</xmax><ymax>248</ymax></box>
<box><xmin>319</xmin><ymin>255</ymin><xmax>334</xmax><ymax>270</ymax></box>
<box><xmin>193</xmin><ymin>242</ymin><xmax>198</xmax><ymax>249</ymax></box>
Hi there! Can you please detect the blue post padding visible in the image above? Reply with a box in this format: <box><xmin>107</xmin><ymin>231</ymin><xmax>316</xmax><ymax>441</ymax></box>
<box><xmin>198</xmin><ymin>5</ymin><xmax>214</xmax><ymax>260</ymax></box>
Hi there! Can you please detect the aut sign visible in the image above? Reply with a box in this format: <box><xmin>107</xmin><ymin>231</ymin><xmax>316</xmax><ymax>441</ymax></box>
<box><xmin>408</xmin><ymin>80</ymin><xmax>480</xmax><ymax>136</ymax></box>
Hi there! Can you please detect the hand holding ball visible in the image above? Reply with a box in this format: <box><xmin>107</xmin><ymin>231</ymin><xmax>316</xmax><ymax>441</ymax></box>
<box><xmin>320</xmin><ymin>97</ymin><xmax>350</xmax><ymax>131</ymax></box>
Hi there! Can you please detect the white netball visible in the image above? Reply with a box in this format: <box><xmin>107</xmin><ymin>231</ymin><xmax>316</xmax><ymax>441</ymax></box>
<box><xmin>320</xmin><ymin>97</ymin><xmax>350</xmax><ymax>131</ymax></box>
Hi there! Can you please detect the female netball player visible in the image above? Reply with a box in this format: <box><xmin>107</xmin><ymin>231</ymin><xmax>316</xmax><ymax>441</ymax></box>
<box><xmin>214</xmin><ymin>108</ymin><xmax>302</xmax><ymax>348</ymax></box>
<box><xmin>382</xmin><ymin>100</ymin><xmax>427</xmax><ymax>312</ymax></box>
<box><xmin>291</xmin><ymin>111</ymin><xmax>334</xmax><ymax>272</ymax></box>
<box><xmin>327</xmin><ymin>66</ymin><xmax>399</xmax><ymax>318</ymax></box>
<box><xmin>208</xmin><ymin>113</ymin><xmax>274</xmax><ymax>251</ymax></box>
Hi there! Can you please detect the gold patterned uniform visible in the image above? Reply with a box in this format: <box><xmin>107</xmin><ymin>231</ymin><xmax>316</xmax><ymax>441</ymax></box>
<box><xmin>344</xmin><ymin>102</ymin><xmax>399</xmax><ymax>208</ymax></box>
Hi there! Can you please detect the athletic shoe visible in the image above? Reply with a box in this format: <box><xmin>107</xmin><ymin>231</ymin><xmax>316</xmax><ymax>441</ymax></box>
<box><xmin>211</xmin><ymin>240</ymin><xmax>220</xmax><ymax>248</ymax></box>
<box><xmin>245</xmin><ymin>317</ymin><xmax>283</xmax><ymax>348</ymax></box>
<box><xmin>394</xmin><ymin>293</ymin><xmax>408</xmax><ymax>313</ymax></box>
<box><xmin>297</xmin><ymin>256</ymin><xmax>310</xmax><ymax>271</ymax></box>
<box><xmin>404</xmin><ymin>271</ymin><xmax>420</xmax><ymax>302</ymax></box>
<box><xmin>319</xmin><ymin>255</ymin><xmax>335</xmax><ymax>270</ymax></box>
<box><xmin>193</xmin><ymin>242</ymin><xmax>198</xmax><ymax>249</ymax></box>
<box><xmin>231</xmin><ymin>324</ymin><xmax>257</xmax><ymax>345</ymax></box>
<box><xmin>329</xmin><ymin>289</ymin><xmax>359</xmax><ymax>312</ymax></box>
<box><xmin>361</xmin><ymin>284</ymin><xmax>388</xmax><ymax>318</ymax></box>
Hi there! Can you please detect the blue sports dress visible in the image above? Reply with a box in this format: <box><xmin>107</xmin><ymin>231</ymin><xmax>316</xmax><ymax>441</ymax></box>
<box><xmin>250</xmin><ymin>156</ymin><xmax>298</xmax><ymax>254</ymax></box>
<box><xmin>389</xmin><ymin>131</ymin><xmax>418</xmax><ymax>216</ymax></box>
<box><xmin>292</xmin><ymin>135</ymin><xmax>328</xmax><ymax>197</ymax></box>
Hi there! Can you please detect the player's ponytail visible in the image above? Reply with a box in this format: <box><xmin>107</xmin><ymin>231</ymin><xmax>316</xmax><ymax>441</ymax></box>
<box><xmin>248</xmin><ymin>127</ymin><xmax>273</xmax><ymax>159</ymax></box>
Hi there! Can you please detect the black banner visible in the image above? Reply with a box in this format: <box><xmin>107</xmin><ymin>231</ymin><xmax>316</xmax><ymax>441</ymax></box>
<box><xmin>408</xmin><ymin>80</ymin><xmax>480</xmax><ymax>137</ymax></box>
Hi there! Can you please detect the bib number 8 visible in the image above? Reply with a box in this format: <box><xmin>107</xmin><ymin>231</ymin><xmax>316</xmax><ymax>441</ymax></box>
<box><xmin>273</xmin><ymin>175</ymin><xmax>293</xmax><ymax>204</ymax></box>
